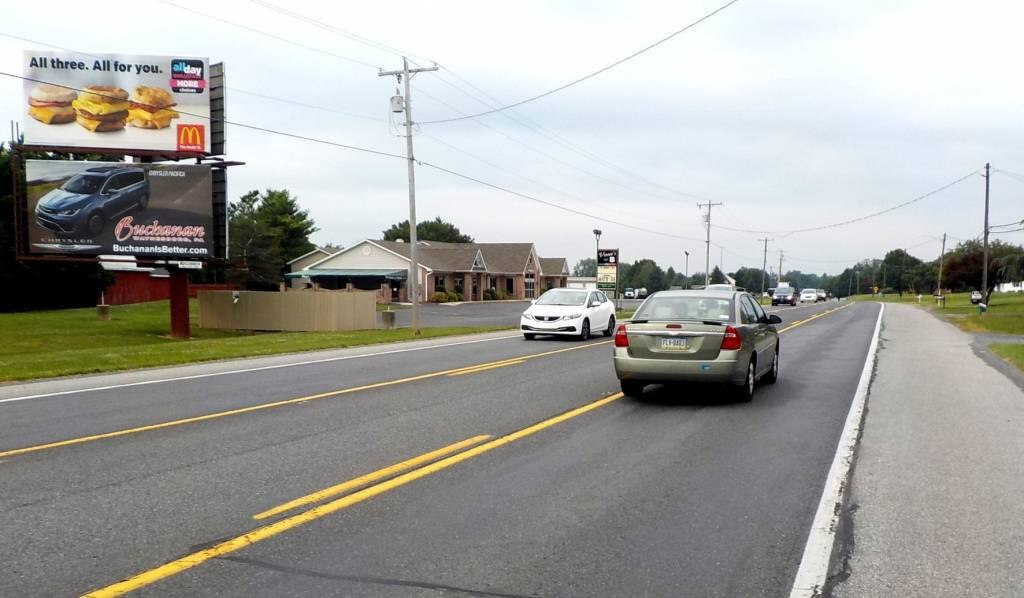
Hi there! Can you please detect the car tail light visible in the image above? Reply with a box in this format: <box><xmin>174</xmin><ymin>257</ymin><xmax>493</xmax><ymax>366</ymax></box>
<box><xmin>614</xmin><ymin>324</ymin><xmax>629</xmax><ymax>347</ymax></box>
<box><xmin>720</xmin><ymin>325</ymin><xmax>741</xmax><ymax>350</ymax></box>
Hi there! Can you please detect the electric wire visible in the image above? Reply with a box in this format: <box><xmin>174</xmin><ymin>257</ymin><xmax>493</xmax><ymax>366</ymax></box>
<box><xmin>1</xmin><ymin>71</ymin><xmax>705</xmax><ymax>244</ymax></box>
<box><xmin>155</xmin><ymin>0</ymin><xmax>382</xmax><ymax>70</ymax></box>
<box><xmin>711</xmin><ymin>171</ymin><xmax>980</xmax><ymax>237</ymax></box>
<box><xmin>418</xmin><ymin>0</ymin><xmax>743</xmax><ymax>124</ymax></box>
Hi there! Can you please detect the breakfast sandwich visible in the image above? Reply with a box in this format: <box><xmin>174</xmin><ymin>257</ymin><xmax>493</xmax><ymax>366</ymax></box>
<box><xmin>72</xmin><ymin>86</ymin><xmax>129</xmax><ymax>132</ymax></box>
<box><xmin>27</xmin><ymin>84</ymin><xmax>77</xmax><ymax>125</ymax></box>
<box><xmin>127</xmin><ymin>86</ymin><xmax>180</xmax><ymax>129</ymax></box>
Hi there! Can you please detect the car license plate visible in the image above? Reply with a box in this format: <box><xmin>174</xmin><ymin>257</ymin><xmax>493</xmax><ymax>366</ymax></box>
<box><xmin>660</xmin><ymin>337</ymin><xmax>689</xmax><ymax>350</ymax></box>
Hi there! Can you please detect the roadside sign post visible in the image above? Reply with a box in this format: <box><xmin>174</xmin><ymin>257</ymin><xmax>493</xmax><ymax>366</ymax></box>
<box><xmin>168</xmin><ymin>267</ymin><xmax>190</xmax><ymax>339</ymax></box>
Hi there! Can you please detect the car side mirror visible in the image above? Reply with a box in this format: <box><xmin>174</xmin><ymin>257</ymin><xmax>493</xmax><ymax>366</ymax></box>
<box><xmin>530</xmin><ymin>299</ymin><xmax>537</xmax><ymax>305</ymax></box>
<box><xmin>767</xmin><ymin>314</ymin><xmax>782</xmax><ymax>324</ymax></box>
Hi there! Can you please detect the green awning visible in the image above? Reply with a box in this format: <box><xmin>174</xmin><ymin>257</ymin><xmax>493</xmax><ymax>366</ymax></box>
<box><xmin>285</xmin><ymin>268</ymin><xmax>408</xmax><ymax>280</ymax></box>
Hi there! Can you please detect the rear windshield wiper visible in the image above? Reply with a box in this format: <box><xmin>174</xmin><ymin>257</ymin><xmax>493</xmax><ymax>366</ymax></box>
<box><xmin>629</xmin><ymin>318</ymin><xmax>649</xmax><ymax>323</ymax></box>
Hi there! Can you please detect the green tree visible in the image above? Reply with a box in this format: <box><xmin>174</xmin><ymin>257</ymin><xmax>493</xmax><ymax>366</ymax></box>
<box><xmin>731</xmin><ymin>267</ymin><xmax>765</xmax><ymax>292</ymax></box>
<box><xmin>710</xmin><ymin>266</ymin><xmax>728</xmax><ymax>284</ymax></box>
<box><xmin>573</xmin><ymin>258</ymin><xmax>596</xmax><ymax>277</ymax></box>
<box><xmin>228</xmin><ymin>189</ymin><xmax>317</xmax><ymax>290</ymax></box>
<box><xmin>254</xmin><ymin>189</ymin><xmax>317</xmax><ymax>264</ymax></box>
<box><xmin>383</xmin><ymin>216</ymin><xmax>473</xmax><ymax>243</ymax></box>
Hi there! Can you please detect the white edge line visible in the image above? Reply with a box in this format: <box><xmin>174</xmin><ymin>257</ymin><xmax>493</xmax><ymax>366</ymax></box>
<box><xmin>789</xmin><ymin>302</ymin><xmax>884</xmax><ymax>598</ymax></box>
<box><xmin>0</xmin><ymin>334</ymin><xmax>521</xmax><ymax>405</ymax></box>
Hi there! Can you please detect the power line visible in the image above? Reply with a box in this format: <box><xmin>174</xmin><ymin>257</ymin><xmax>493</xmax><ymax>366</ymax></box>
<box><xmin>418</xmin><ymin>0</ymin><xmax>743</xmax><ymax>124</ymax></box>
<box><xmin>155</xmin><ymin>0</ymin><xmax>382</xmax><ymax>69</ymax></box>
<box><xmin>418</xmin><ymin>160</ymin><xmax>706</xmax><ymax>243</ymax></box>
<box><xmin>711</xmin><ymin>171</ymin><xmax>980</xmax><ymax>237</ymax></box>
<box><xmin>428</xmin><ymin>69</ymin><xmax>709</xmax><ymax>201</ymax></box>
<box><xmin>1</xmin><ymin>70</ymin><xmax>704</xmax><ymax>245</ymax></box>
<box><xmin>247</xmin><ymin>0</ymin><xmax>429</xmax><ymax>64</ymax></box>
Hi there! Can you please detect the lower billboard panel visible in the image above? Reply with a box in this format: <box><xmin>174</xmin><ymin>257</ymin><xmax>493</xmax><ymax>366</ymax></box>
<box><xmin>25</xmin><ymin>160</ymin><xmax>213</xmax><ymax>258</ymax></box>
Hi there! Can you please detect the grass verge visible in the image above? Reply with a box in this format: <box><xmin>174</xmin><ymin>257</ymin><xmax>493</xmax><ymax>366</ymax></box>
<box><xmin>991</xmin><ymin>344</ymin><xmax>1024</xmax><ymax>372</ymax></box>
<box><xmin>0</xmin><ymin>300</ymin><xmax>509</xmax><ymax>382</ymax></box>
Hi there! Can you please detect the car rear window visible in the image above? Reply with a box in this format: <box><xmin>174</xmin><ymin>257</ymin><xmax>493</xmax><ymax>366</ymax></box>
<box><xmin>634</xmin><ymin>296</ymin><xmax>734</xmax><ymax>322</ymax></box>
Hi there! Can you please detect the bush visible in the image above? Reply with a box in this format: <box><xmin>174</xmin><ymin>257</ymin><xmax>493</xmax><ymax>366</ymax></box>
<box><xmin>446</xmin><ymin>290</ymin><xmax>460</xmax><ymax>302</ymax></box>
<box><xmin>483</xmin><ymin>289</ymin><xmax>496</xmax><ymax>301</ymax></box>
<box><xmin>494</xmin><ymin>289</ymin><xmax>510</xmax><ymax>300</ymax></box>
<box><xmin>431</xmin><ymin>291</ymin><xmax>449</xmax><ymax>303</ymax></box>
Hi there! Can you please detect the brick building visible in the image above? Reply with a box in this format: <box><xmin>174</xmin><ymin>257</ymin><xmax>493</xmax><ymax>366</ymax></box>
<box><xmin>286</xmin><ymin>239</ymin><xmax>568</xmax><ymax>303</ymax></box>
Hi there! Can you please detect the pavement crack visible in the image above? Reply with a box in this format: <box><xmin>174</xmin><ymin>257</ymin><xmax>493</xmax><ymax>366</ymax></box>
<box><xmin>218</xmin><ymin>555</ymin><xmax>544</xmax><ymax>598</ymax></box>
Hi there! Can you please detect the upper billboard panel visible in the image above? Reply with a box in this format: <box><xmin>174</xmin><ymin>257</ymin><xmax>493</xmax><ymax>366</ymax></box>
<box><xmin>22</xmin><ymin>51</ymin><xmax>211</xmax><ymax>154</ymax></box>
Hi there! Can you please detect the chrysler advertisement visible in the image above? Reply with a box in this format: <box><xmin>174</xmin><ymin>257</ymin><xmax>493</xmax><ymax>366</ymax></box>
<box><xmin>22</xmin><ymin>50</ymin><xmax>211</xmax><ymax>153</ymax></box>
<box><xmin>26</xmin><ymin>160</ymin><xmax>213</xmax><ymax>258</ymax></box>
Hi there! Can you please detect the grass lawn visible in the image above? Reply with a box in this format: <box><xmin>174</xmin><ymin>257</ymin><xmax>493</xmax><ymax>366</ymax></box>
<box><xmin>0</xmin><ymin>300</ymin><xmax>509</xmax><ymax>382</ymax></box>
<box><xmin>991</xmin><ymin>344</ymin><xmax>1024</xmax><ymax>370</ymax></box>
<box><xmin>931</xmin><ymin>292</ymin><xmax>1024</xmax><ymax>335</ymax></box>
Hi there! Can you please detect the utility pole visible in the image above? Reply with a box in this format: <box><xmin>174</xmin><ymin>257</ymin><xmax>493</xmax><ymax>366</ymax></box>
<box><xmin>848</xmin><ymin>270</ymin><xmax>853</xmax><ymax>298</ymax></box>
<box><xmin>684</xmin><ymin>250</ymin><xmax>690</xmax><ymax>289</ymax></box>
<box><xmin>982</xmin><ymin>162</ymin><xmax>991</xmax><ymax>300</ymax></box>
<box><xmin>777</xmin><ymin>250</ymin><xmax>785</xmax><ymax>286</ymax></box>
<box><xmin>698</xmin><ymin>201</ymin><xmax>722</xmax><ymax>287</ymax></box>
<box><xmin>379</xmin><ymin>58</ymin><xmax>438</xmax><ymax>335</ymax></box>
<box><xmin>937</xmin><ymin>233</ymin><xmax>947</xmax><ymax>298</ymax></box>
<box><xmin>758</xmin><ymin>238</ymin><xmax>772</xmax><ymax>299</ymax></box>
<box><xmin>856</xmin><ymin>270</ymin><xmax>861</xmax><ymax>296</ymax></box>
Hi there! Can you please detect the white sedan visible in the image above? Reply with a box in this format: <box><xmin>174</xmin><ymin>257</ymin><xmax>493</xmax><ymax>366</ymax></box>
<box><xmin>521</xmin><ymin>288</ymin><xmax>616</xmax><ymax>340</ymax></box>
<box><xmin>800</xmin><ymin>289</ymin><xmax>818</xmax><ymax>302</ymax></box>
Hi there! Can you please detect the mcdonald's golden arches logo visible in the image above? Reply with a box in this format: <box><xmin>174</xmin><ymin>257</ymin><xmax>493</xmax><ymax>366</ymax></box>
<box><xmin>176</xmin><ymin>124</ymin><xmax>205</xmax><ymax>152</ymax></box>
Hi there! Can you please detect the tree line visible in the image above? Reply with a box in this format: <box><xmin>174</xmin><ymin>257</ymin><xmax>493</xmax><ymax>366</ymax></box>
<box><xmin>573</xmin><ymin>239</ymin><xmax>1024</xmax><ymax>300</ymax></box>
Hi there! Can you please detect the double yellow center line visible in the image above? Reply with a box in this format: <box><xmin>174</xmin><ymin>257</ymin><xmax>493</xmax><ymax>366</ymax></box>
<box><xmin>0</xmin><ymin>341</ymin><xmax>606</xmax><ymax>461</ymax></box>
<box><xmin>78</xmin><ymin>302</ymin><xmax>861</xmax><ymax>596</ymax></box>
<box><xmin>82</xmin><ymin>393</ymin><xmax>624</xmax><ymax>597</ymax></box>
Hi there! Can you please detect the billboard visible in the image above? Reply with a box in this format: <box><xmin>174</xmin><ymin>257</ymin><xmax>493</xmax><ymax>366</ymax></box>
<box><xmin>597</xmin><ymin>248</ymin><xmax>618</xmax><ymax>293</ymax></box>
<box><xmin>22</xmin><ymin>51</ymin><xmax>211</xmax><ymax>153</ymax></box>
<box><xmin>25</xmin><ymin>160</ymin><xmax>213</xmax><ymax>259</ymax></box>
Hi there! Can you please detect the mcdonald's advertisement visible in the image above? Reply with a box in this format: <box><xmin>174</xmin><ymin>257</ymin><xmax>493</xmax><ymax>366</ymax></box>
<box><xmin>22</xmin><ymin>50</ymin><xmax>211</xmax><ymax>153</ymax></box>
<box><xmin>25</xmin><ymin>160</ymin><xmax>213</xmax><ymax>258</ymax></box>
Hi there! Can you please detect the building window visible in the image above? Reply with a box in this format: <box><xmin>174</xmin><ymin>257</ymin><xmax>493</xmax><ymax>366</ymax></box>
<box><xmin>525</xmin><ymin>275</ymin><xmax>535</xmax><ymax>298</ymax></box>
<box><xmin>490</xmin><ymin>277</ymin><xmax>497</xmax><ymax>290</ymax></box>
<box><xmin>506</xmin><ymin>278</ymin><xmax>514</xmax><ymax>295</ymax></box>
<box><xmin>435</xmin><ymin>275</ymin><xmax>446</xmax><ymax>292</ymax></box>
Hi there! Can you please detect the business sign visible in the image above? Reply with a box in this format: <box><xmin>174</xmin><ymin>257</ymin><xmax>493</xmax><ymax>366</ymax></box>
<box><xmin>22</xmin><ymin>51</ymin><xmax>211</xmax><ymax>153</ymax></box>
<box><xmin>25</xmin><ymin>160</ymin><xmax>214</xmax><ymax>258</ymax></box>
<box><xmin>597</xmin><ymin>248</ymin><xmax>619</xmax><ymax>293</ymax></box>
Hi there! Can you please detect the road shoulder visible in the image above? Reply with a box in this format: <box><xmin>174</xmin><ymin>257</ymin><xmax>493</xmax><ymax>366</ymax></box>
<box><xmin>831</xmin><ymin>303</ymin><xmax>1024</xmax><ymax>597</ymax></box>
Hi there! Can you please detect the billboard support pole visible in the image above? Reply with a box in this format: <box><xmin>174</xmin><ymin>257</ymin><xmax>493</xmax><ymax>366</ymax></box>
<box><xmin>169</xmin><ymin>267</ymin><xmax>190</xmax><ymax>339</ymax></box>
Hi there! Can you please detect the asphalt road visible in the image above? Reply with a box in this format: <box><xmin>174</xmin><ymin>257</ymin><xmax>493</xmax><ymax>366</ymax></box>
<box><xmin>0</xmin><ymin>299</ymin><xmax>875</xmax><ymax>597</ymax></box>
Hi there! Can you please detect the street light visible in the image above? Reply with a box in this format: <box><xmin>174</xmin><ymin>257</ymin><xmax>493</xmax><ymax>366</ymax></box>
<box><xmin>684</xmin><ymin>250</ymin><xmax>690</xmax><ymax>289</ymax></box>
<box><xmin>593</xmin><ymin>229</ymin><xmax>602</xmax><ymax>286</ymax></box>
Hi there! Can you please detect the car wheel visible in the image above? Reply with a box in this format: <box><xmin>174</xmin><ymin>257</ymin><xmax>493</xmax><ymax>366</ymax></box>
<box><xmin>735</xmin><ymin>360</ymin><xmax>755</xmax><ymax>402</ymax></box>
<box><xmin>137</xmin><ymin>193</ymin><xmax>149</xmax><ymax>210</ymax></box>
<box><xmin>604</xmin><ymin>315</ymin><xmax>615</xmax><ymax>337</ymax></box>
<box><xmin>620</xmin><ymin>380</ymin><xmax>645</xmax><ymax>397</ymax></box>
<box><xmin>86</xmin><ymin>212</ymin><xmax>105</xmax><ymax>236</ymax></box>
<box><xmin>579</xmin><ymin>319</ymin><xmax>590</xmax><ymax>341</ymax></box>
<box><xmin>764</xmin><ymin>345</ymin><xmax>779</xmax><ymax>384</ymax></box>
<box><xmin>523</xmin><ymin>333</ymin><xmax>535</xmax><ymax>340</ymax></box>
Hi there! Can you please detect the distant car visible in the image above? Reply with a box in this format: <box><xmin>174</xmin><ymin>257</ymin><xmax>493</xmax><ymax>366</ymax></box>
<box><xmin>35</xmin><ymin>166</ymin><xmax>150</xmax><ymax>237</ymax></box>
<box><xmin>624</xmin><ymin>288</ymin><xmax>636</xmax><ymax>299</ymax></box>
<box><xmin>817</xmin><ymin>289</ymin><xmax>828</xmax><ymax>302</ymax></box>
<box><xmin>800</xmin><ymin>289</ymin><xmax>818</xmax><ymax>302</ymax></box>
<box><xmin>613</xmin><ymin>290</ymin><xmax>782</xmax><ymax>402</ymax></box>
<box><xmin>521</xmin><ymin>288</ymin><xmax>616</xmax><ymax>340</ymax></box>
<box><xmin>637</xmin><ymin>288</ymin><xmax>649</xmax><ymax>299</ymax></box>
<box><xmin>772</xmin><ymin>287</ymin><xmax>797</xmax><ymax>306</ymax></box>
<box><xmin>970</xmin><ymin>290</ymin><xmax>984</xmax><ymax>304</ymax></box>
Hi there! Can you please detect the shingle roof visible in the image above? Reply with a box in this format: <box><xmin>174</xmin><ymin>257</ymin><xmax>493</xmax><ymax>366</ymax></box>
<box><xmin>539</xmin><ymin>257</ymin><xmax>568</xmax><ymax>276</ymax></box>
<box><xmin>370</xmin><ymin>240</ymin><xmax>564</xmax><ymax>275</ymax></box>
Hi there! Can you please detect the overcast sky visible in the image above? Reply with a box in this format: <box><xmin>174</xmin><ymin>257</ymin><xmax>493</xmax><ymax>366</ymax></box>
<box><xmin>3</xmin><ymin>0</ymin><xmax>1023</xmax><ymax>275</ymax></box>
